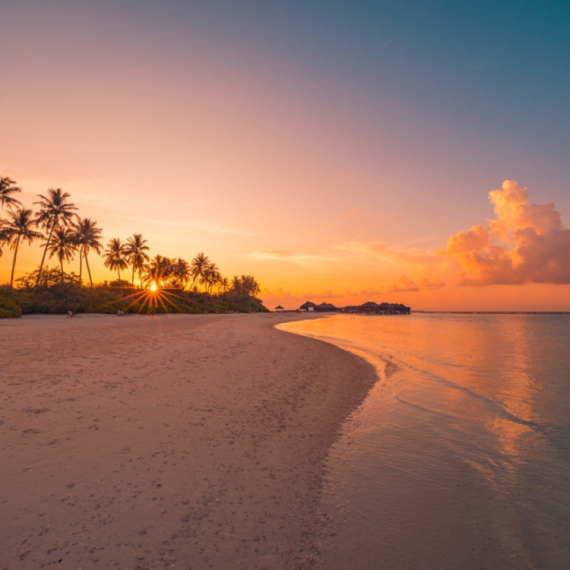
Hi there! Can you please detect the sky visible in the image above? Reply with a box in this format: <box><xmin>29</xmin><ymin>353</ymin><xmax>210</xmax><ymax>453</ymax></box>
<box><xmin>1</xmin><ymin>0</ymin><xmax>569</xmax><ymax>311</ymax></box>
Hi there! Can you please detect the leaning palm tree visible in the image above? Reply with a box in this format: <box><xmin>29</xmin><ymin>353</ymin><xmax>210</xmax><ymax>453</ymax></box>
<box><xmin>2</xmin><ymin>207</ymin><xmax>43</xmax><ymax>289</ymax></box>
<box><xmin>73</xmin><ymin>218</ymin><xmax>103</xmax><ymax>287</ymax></box>
<box><xmin>0</xmin><ymin>177</ymin><xmax>22</xmax><ymax>211</ymax></box>
<box><xmin>47</xmin><ymin>227</ymin><xmax>77</xmax><ymax>283</ymax></box>
<box><xmin>124</xmin><ymin>234</ymin><xmax>150</xmax><ymax>286</ymax></box>
<box><xmin>103</xmin><ymin>238</ymin><xmax>129</xmax><ymax>282</ymax></box>
<box><xmin>34</xmin><ymin>188</ymin><xmax>78</xmax><ymax>286</ymax></box>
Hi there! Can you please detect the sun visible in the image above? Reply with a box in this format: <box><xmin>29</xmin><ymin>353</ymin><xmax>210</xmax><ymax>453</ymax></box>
<box><xmin>149</xmin><ymin>282</ymin><xmax>158</xmax><ymax>292</ymax></box>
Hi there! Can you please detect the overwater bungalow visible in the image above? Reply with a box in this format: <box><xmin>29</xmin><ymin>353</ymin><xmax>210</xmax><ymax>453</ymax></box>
<box><xmin>343</xmin><ymin>301</ymin><xmax>410</xmax><ymax>315</ymax></box>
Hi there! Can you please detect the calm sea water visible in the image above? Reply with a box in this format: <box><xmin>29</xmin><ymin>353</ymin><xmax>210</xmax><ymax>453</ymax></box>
<box><xmin>279</xmin><ymin>313</ymin><xmax>570</xmax><ymax>570</ymax></box>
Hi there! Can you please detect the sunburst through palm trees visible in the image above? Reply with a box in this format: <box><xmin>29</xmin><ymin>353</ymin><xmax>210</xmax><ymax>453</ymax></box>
<box><xmin>115</xmin><ymin>279</ymin><xmax>191</xmax><ymax>315</ymax></box>
<box><xmin>0</xmin><ymin>175</ymin><xmax>264</xmax><ymax>315</ymax></box>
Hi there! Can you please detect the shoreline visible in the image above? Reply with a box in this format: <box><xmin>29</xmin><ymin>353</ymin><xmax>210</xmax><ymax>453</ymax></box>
<box><xmin>0</xmin><ymin>313</ymin><xmax>378</xmax><ymax>569</ymax></box>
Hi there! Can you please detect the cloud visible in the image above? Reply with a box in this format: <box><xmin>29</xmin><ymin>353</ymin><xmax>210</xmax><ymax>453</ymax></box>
<box><xmin>419</xmin><ymin>277</ymin><xmax>446</xmax><ymax>291</ymax></box>
<box><xmin>249</xmin><ymin>250</ymin><xmax>331</xmax><ymax>266</ymax></box>
<box><xmin>120</xmin><ymin>216</ymin><xmax>259</xmax><ymax>236</ymax></box>
<box><xmin>442</xmin><ymin>180</ymin><xmax>570</xmax><ymax>285</ymax></box>
<box><xmin>445</xmin><ymin>225</ymin><xmax>489</xmax><ymax>254</ymax></box>
<box><xmin>385</xmin><ymin>276</ymin><xmax>420</xmax><ymax>293</ymax></box>
<box><xmin>384</xmin><ymin>276</ymin><xmax>445</xmax><ymax>293</ymax></box>
<box><xmin>337</xmin><ymin>240</ymin><xmax>439</xmax><ymax>266</ymax></box>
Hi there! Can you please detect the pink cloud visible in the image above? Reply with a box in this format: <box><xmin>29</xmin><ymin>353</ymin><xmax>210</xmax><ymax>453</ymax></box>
<box><xmin>419</xmin><ymin>277</ymin><xmax>446</xmax><ymax>291</ymax></box>
<box><xmin>384</xmin><ymin>276</ymin><xmax>445</xmax><ymax>293</ymax></box>
<box><xmin>337</xmin><ymin>240</ymin><xmax>439</xmax><ymax>266</ymax></box>
<box><xmin>385</xmin><ymin>276</ymin><xmax>420</xmax><ymax>293</ymax></box>
<box><xmin>442</xmin><ymin>180</ymin><xmax>570</xmax><ymax>285</ymax></box>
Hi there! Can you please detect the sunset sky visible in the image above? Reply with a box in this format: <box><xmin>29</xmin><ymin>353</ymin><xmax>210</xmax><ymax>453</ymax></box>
<box><xmin>1</xmin><ymin>0</ymin><xmax>569</xmax><ymax>310</ymax></box>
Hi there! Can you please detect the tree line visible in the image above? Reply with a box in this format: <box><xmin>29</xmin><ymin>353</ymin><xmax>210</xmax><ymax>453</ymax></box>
<box><xmin>0</xmin><ymin>176</ymin><xmax>260</xmax><ymax>297</ymax></box>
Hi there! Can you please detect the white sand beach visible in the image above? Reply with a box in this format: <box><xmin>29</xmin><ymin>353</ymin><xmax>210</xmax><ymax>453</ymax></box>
<box><xmin>0</xmin><ymin>313</ymin><xmax>376</xmax><ymax>569</ymax></box>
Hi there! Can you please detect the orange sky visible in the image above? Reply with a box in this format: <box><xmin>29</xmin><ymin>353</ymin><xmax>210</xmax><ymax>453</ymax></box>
<box><xmin>1</xmin><ymin>2</ymin><xmax>569</xmax><ymax>311</ymax></box>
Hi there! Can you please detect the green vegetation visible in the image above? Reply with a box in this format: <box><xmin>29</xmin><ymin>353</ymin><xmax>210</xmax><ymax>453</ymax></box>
<box><xmin>0</xmin><ymin>270</ymin><xmax>266</xmax><ymax>317</ymax></box>
<box><xmin>0</xmin><ymin>176</ymin><xmax>267</xmax><ymax>316</ymax></box>
<box><xmin>0</xmin><ymin>292</ymin><xmax>21</xmax><ymax>318</ymax></box>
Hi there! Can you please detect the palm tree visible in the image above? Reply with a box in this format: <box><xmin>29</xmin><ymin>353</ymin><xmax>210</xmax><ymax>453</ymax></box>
<box><xmin>34</xmin><ymin>188</ymin><xmax>78</xmax><ymax>286</ymax></box>
<box><xmin>218</xmin><ymin>276</ymin><xmax>229</xmax><ymax>295</ymax></box>
<box><xmin>124</xmin><ymin>234</ymin><xmax>150</xmax><ymax>286</ymax></box>
<box><xmin>190</xmin><ymin>252</ymin><xmax>210</xmax><ymax>290</ymax></box>
<box><xmin>0</xmin><ymin>177</ymin><xmax>22</xmax><ymax>211</ymax></box>
<box><xmin>47</xmin><ymin>227</ymin><xmax>77</xmax><ymax>283</ymax></box>
<box><xmin>201</xmin><ymin>262</ymin><xmax>220</xmax><ymax>294</ymax></box>
<box><xmin>73</xmin><ymin>218</ymin><xmax>103</xmax><ymax>287</ymax></box>
<box><xmin>103</xmin><ymin>238</ymin><xmax>129</xmax><ymax>282</ymax></box>
<box><xmin>230</xmin><ymin>275</ymin><xmax>260</xmax><ymax>297</ymax></box>
<box><xmin>142</xmin><ymin>254</ymin><xmax>173</xmax><ymax>288</ymax></box>
<box><xmin>0</xmin><ymin>221</ymin><xmax>7</xmax><ymax>258</ymax></box>
<box><xmin>2</xmin><ymin>207</ymin><xmax>43</xmax><ymax>289</ymax></box>
<box><xmin>241</xmin><ymin>275</ymin><xmax>261</xmax><ymax>296</ymax></box>
<box><xmin>171</xmin><ymin>258</ymin><xmax>191</xmax><ymax>289</ymax></box>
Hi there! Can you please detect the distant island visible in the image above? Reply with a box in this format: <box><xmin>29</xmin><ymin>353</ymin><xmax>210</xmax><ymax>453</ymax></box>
<box><xmin>275</xmin><ymin>300</ymin><xmax>411</xmax><ymax>315</ymax></box>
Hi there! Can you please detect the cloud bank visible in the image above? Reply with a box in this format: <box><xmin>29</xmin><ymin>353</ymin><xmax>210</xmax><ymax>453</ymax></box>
<box><xmin>337</xmin><ymin>241</ymin><xmax>439</xmax><ymax>266</ymax></box>
<box><xmin>384</xmin><ymin>276</ymin><xmax>445</xmax><ymax>293</ymax></box>
<box><xmin>442</xmin><ymin>181</ymin><xmax>570</xmax><ymax>285</ymax></box>
<box><xmin>248</xmin><ymin>250</ymin><xmax>331</xmax><ymax>266</ymax></box>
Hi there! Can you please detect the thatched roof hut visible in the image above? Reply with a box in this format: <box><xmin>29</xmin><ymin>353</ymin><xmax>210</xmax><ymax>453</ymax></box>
<box><xmin>316</xmin><ymin>302</ymin><xmax>337</xmax><ymax>312</ymax></box>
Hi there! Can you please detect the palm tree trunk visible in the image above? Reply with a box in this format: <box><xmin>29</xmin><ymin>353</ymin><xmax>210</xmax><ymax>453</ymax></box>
<box><xmin>9</xmin><ymin>235</ymin><xmax>21</xmax><ymax>289</ymax></box>
<box><xmin>117</xmin><ymin>268</ymin><xmax>121</xmax><ymax>282</ymax></box>
<box><xmin>85</xmin><ymin>253</ymin><xmax>93</xmax><ymax>287</ymax></box>
<box><xmin>79</xmin><ymin>250</ymin><xmax>83</xmax><ymax>285</ymax></box>
<box><xmin>132</xmin><ymin>267</ymin><xmax>135</xmax><ymax>286</ymax></box>
<box><xmin>36</xmin><ymin>224</ymin><xmax>55</xmax><ymax>287</ymax></box>
<box><xmin>60</xmin><ymin>258</ymin><xmax>64</xmax><ymax>284</ymax></box>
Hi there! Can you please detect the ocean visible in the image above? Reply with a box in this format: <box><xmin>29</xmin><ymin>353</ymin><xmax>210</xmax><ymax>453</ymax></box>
<box><xmin>279</xmin><ymin>313</ymin><xmax>570</xmax><ymax>570</ymax></box>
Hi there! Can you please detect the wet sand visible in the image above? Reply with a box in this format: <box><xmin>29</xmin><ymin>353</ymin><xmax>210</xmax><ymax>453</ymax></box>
<box><xmin>0</xmin><ymin>313</ymin><xmax>376</xmax><ymax>569</ymax></box>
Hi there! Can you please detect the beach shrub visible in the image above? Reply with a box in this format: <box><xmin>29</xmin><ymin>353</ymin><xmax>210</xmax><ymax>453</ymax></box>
<box><xmin>0</xmin><ymin>292</ymin><xmax>22</xmax><ymax>318</ymax></box>
<box><xmin>9</xmin><ymin>271</ymin><xmax>269</xmax><ymax>315</ymax></box>
<box><xmin>13</xmin><ymin>282</ymin><xmax>87</xmax><ymax>314</ymax></box>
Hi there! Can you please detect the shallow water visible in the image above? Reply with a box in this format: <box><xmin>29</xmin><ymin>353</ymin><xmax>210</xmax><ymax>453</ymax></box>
<box><xmin>280</xmin><ymin>313</ymin><xmax>570</xmax><ymax>569</ymax></box>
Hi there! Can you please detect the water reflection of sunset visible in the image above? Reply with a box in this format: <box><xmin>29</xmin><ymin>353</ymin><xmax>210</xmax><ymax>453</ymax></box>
<box><xmin>282</xmin><ymin>313</ymin><xmax>562</xmax><ymax>488</ymax></box>
<box><xmin>283</xmin><ymin>312</ymin><xmax>570</xmax><ymax>568</ymax></box>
